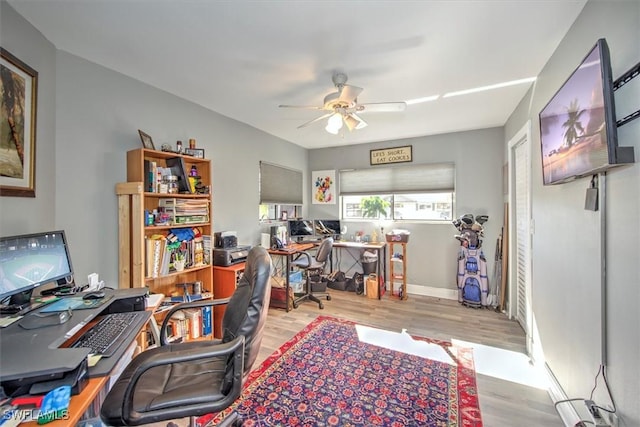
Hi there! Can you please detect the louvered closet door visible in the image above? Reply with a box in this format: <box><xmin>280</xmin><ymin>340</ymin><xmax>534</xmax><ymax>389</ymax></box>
<box><xmin>514</xmin><ymin>138</ymin><xmax>531</xmax><ymax>333</ymax></box>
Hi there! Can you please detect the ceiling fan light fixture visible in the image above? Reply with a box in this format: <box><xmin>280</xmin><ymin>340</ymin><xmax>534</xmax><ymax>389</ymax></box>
<box><xmin>344</xmin><ymin>113</ymin><xmax>367</xmax><ymax>131</ymax></box>
<box><xmin>326</xmin><ymin>113</ymin><xmax>343</xmax><ymax>134</ymax></box>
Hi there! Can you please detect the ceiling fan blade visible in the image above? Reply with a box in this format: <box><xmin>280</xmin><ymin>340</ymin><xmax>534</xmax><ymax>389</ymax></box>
<box><xmin>338</xmin><ymin>85</ymin><xmax>363</xmax><ymax>104</ymax></box>
<box><xmin>297</xmin><ymin>112</ymin><xmax>333</xmax><ymax>129</ymax></box>
<box><xmin>343</xmin><ymin>113</ymin><xmax>368</xmax><ymax>131</ymax></box>
<box><xmin>357</xmin><ymin>102</ymin><xmax>407</xmax><ymax>113</ymax></box>
<box><xmin>279</xmin><ymin>104</ymin><xmax>324</xmax><ymax>110</ymax></box>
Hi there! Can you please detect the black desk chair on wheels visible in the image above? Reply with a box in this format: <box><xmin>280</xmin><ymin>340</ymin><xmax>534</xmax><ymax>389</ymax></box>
<box><xmin>100</xmin><ymin>246</ymin><xmax>272</xmax><ymax>426</ymax></box>
<box><xmin>291</xmin><ymin>237</ymin><xmax>333</xmax><ymax>309</ymax></box>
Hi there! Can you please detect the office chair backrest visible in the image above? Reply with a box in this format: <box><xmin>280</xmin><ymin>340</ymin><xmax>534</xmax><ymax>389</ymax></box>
<box><xmin>315</xmin><ymin>237</ymin><xmax>334</xmax><ymax>264</ymax></box>
<box><xmin>221</xmin><ymin>245</ymin><xmax>272</xmax><ymax>378</ymax></box>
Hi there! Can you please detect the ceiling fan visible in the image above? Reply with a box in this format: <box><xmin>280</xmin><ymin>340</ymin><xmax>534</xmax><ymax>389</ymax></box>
<box><xmin>279</xmin><ymin>72</ymin><xmax>407</xmax><ymax>134</ymax></box>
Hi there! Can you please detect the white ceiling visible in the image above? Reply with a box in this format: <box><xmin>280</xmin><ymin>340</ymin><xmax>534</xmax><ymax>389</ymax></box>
<box><xmin>8</xmin><ymin>0</ymin><xmax>587</xmax><ymax>149</ymax></box>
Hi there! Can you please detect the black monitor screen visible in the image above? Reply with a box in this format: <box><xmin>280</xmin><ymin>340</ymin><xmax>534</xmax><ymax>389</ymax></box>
<box><xmin>0</xmin><ymin>230</ymin><xmax>74</xmax><ymax>304</ymax></box>
<box><xmin>288</xmin><ymin>220</ymin><xmax>314</xmax><ymax>237</ymax></box>
<box><xmin>314</xmin><ymin>220</ymin><xmax>341</xmax><ymax>236</ymax></box>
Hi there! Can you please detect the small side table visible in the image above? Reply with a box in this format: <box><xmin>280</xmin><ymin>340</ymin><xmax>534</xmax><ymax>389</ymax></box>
<box><xmin>388</xmin><ymin>242</ymin><xmax>407</xmax><ymax>300</ymax></box>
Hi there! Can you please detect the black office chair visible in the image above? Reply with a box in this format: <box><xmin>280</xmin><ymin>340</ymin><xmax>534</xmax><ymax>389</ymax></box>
<box><xmin>291</xmin><ymin>237</ymin><xmax>333</xmax><ymax>309</ymax></box>
<box><xmin>100</xmin><ymin>246</ymin><xmax>272</xmax><ymax>426</ymax></box>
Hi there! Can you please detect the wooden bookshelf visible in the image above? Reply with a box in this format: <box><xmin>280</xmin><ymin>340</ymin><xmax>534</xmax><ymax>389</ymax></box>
<box><xmin>116</xmin><ymin>148</ymin><xmax>214</xmax><ymax>342</ymax></box>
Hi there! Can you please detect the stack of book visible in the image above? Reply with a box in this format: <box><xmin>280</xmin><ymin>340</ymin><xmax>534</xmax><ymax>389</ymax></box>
<box><xmin>158</xmin><ymin>198</ymin><xmax>210</xmax><ymax>225</ymax></box>
<box><xmin>160</xmin><ymin>305</ymin><xmax>212</xmax><ymax>341</ymax></box>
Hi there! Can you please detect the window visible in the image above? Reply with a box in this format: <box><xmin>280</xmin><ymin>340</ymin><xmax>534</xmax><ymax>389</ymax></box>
<box><xmin>259</xmin><ymin>162</ymin><xmax>303</xmax><ymax>221</ymax></box>
<box><xmin>340</xmin><ymin>163</ymin><xmax>454</xmax><ymax>221</ymax></box>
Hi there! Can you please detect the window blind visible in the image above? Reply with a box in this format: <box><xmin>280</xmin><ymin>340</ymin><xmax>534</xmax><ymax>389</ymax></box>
<box><xmin>259</xmin><ymin>161</ymin><xmax>303</xmax><ymax>204</ymax></box>
<box><xmin>340</xmin><ymin>163</ymin><xmax>455</xmax><ymax>195</ymax></box>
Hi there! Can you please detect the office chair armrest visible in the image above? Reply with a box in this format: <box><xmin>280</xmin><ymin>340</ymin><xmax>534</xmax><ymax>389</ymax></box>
<box><xmin>160</xmin><ymin>297</ymin><xmax>231</xmax><ymax>345</ymax></box>
<box><xmin>292</xmin><ymin>251</ymin><xmax>313</xmax><ymax>268</ymax></box>
<box><xmin>121</xmin><ymin>335</ymin><xmax>245</xmax><ymax>422</ymax></box>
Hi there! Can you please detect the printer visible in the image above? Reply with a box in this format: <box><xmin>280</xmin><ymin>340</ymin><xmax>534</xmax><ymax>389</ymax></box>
<box><xmin>214</xmin><ymin>231</ymin><xmax>238</xmax><ymax>249</ymax></box>
<box><xmin>213</xmin><ymin>245</ymin><xmax>251</xmax><ymax>266</ymax></box>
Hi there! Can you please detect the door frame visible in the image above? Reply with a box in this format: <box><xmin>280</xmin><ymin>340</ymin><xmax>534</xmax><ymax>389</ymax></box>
<box><xmin>507</xmin><ymin>121</ymin><xmax>533</xmax><ymax>354</ymax></box>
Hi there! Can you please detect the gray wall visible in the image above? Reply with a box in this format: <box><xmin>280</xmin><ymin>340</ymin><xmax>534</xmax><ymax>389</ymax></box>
<box><xmin>1</xmin><ymin>1</ymin><xmax>307</xmax><ymax>291</ymax></box>
<box><xmin>0</xmin><ymin>3</ymin><xmax>57</xmax><ymax>234</ymax></box>
<box><xmin>4</xmin><ymin>0</ymin><xmax>639</xmax><ymax>423</ymax></box>
<box><xmin>309</xmin><ymin>128</ymin><xmax>505</xmax><ymax>292</ymax></box>
<box><xmin>504</xmin><ymin>1</ymin><xmax>639</xmax><ymax>424</ymax></box>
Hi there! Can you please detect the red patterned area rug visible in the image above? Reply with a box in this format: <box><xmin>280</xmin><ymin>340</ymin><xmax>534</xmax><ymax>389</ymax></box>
<box><xmin>198</xmin><ymin>315</ymin><xmax>482</xmax><ymax>426</ymax></box>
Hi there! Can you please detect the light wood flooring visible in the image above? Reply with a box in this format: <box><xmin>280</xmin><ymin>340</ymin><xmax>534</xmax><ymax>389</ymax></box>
<box><xmin>152</xmin><ymin>291</ymin><xmax>563</xmax><ymax>426</ymax></box>
<box><xmin>259</xmin><ymin>291</ymin><xmax>562</xmax><ymax>427</ymax></box>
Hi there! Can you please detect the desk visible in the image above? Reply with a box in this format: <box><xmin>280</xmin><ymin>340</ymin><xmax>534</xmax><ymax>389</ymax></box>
<box><xmin>330</xmin><ymin>241</ymin><xmax>387</xmax><ymax>299</ymax></box>
<box><xmin>268</xmin><ymin>242</ymin><xmax>316</xmax><ymax>311</ymax></box>
<box><xmin>213</xmin><ymin>263</ymin><xmax>246</xmax><ymax>337</ymax></box>
<box><xmin>0</xmin><ymin>288</ymin><xmax>151</xmax><ymax>426</ymax></box>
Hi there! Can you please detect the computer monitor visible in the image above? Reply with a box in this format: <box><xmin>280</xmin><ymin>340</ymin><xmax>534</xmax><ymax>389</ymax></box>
<box><xmin>314</xmin><ymin>220</ymin><xmax>341</xmax><ymax>237</ymax></box>
<box><xmin>0</xmin><ymin>230</ymin><xmax>74</xmax><ymax>308</ymax></box>
<box><xmin>287</xmin><ymin>220</ymin><xmax>315</xmax><ymax>242</ymax></box>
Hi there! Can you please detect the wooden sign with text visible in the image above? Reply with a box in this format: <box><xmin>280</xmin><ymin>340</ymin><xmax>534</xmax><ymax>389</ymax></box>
<box><xmin>370</xmin><ymin>145</ymin><xmax>413</xmax><ymax>165</ymax></box>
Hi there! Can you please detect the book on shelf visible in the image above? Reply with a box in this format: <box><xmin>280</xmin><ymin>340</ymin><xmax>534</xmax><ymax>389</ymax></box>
<box><xmin>202</xmin><ymin>235</ymin><xmax>212</xmax><ymax>265</ymax></box>
<box><xmin>201</xmin><ymin>305</ymin><xmax>212</xmax><ymax>336</ymax></box>
<box><xmin>184</xmin><ymin>309</ymin><xmax>202</xmax><ymax>339</ymax></box>
<box><xmin>162</xmin><ymin>292</ymin><xmax>212</xmax><ymax>304</ymax></box>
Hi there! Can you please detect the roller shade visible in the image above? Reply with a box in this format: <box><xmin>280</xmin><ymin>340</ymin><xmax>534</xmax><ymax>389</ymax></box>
<box><xmin>340</xmin><ymin>163</ymin><xmax>455</xmax><ymax>195</ymax></box>
<box><xmin>259</xmin><ymin>161</ymin><xmax>303</xmax><ymax>204</ymax></box>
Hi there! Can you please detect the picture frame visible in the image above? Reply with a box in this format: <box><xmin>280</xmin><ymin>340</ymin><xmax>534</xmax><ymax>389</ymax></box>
<box><xmin>138</xmin><ymin>129</ymin><xmax>155</xmax><ymax>150</ymax></box>
<box><xmin>312</xmin><ymin>170</ymin><xmax>336</xmax><ymax>204</ymax></box>
<box><xmin>370</xmin><ymin>145</ymin><xmax>412</xmax><ymax>166</ymax></box>
<box><xmin>0</xmin><ymin>48</ymin><xmax>38</xmax><ymax>197</ymax></box>
<box><xmin>184</xmin><ymin>148</ymin><xmax>205</xmax><ymax>159</ymax></box>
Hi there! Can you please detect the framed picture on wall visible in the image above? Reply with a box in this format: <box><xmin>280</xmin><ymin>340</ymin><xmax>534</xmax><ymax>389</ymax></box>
<box><xmin>138</xmin><ymin>129</ymin><xmax>155</xmax><ymax>150</ymax></box>
<box><xmin>184</xmin><ymin>148</ymin><xmax>205</xmax><ymax>158</ymax></box>
<box><xmin>0</xmin><ymin>48</ymin><xmax>38</xmax><ymax>197</ymax></box>
<box><xmin>312</xmin><ymin>170</ymin><xmax>336</xmax><ymax>204</ymax></box>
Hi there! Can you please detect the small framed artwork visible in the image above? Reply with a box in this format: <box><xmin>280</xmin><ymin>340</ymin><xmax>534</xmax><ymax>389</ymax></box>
<box><xmin>184</xmin><ymin>148</ymin><xmax>205</xmax><ymax>159</ymax></box>
<box><xmin>312</xmin><ymin>170</ymin><xmax>336</xmax><ymax>204</ymax></box>
<box><xmin>138</xmin><ymin>129</ymin><xmax>155</xmax><ymax>150</ymax></box>
<box><xmin>0</xmin><ymin>48</ymin><xmax>38</xmax><ymax>198</ymax></box>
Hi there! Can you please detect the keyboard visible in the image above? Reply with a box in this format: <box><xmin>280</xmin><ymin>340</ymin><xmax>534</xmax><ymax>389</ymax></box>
<box><xmin>71</xmin><ymin>312</ymin><xmax>141</xmax><ymax>357</ymax></box>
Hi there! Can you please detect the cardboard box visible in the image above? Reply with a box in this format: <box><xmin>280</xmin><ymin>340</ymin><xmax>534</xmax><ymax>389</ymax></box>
<box><xmin>366</xmin><ymin>274</ymin><xmax>378</xmax><ymax>299</ymax></box>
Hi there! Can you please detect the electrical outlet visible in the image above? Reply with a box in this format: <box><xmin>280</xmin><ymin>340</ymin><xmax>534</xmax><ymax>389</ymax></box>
<box><xmin>584</xmin><ymin>400</ymin><xmax>611</xmax><ymax>427</ymax></box>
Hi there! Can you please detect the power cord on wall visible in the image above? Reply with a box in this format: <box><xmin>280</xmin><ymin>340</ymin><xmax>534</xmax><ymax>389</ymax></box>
<box><xmin>553</xmin><ymin>364</ymin><xmax>618</xmax><ymax>427</ymax></box>
<box><xmin>589</xmin><ymin>364</ymin><xmax>617</xmax><ymax>415</ymax></box>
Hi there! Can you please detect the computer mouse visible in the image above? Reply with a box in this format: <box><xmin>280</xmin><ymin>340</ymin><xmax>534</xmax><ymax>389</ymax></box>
<box><xmin>58</xmin><ymin>310</ymin><xmax>71</xmax><ymax>324</ymax></box>
<box><xmin>83</xmin><ymin>290</ymin><xmax>106</xmax><ymax>300</ymax></box>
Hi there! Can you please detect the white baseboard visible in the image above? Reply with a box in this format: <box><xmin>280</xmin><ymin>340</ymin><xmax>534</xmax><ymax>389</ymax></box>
<box><xmin>545</xmin><ymin>363</ymin><xmax>581</xmax><ymax>426</ymax></box>
<box><xmin>406</xmin><ymin>283</ymin><xmax>458</xmax><ymax>300</ymax></box>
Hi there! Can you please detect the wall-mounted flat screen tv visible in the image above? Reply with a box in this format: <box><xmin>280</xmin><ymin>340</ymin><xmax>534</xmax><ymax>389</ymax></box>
<box><xmin>539</xmin><ymin>38</ymin><xmax>634</xmax><ymax>185</ymax></box>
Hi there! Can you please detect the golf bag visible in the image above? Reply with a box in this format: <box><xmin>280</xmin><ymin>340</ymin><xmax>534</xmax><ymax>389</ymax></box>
<box><xmin>453</xmin><ymin>214</ymin><xmax>489</xmax><ymax>308</ymax></box>
<box><xmin>457</xmin><ymin>246</ymin><xmax>489</xmax><ymax>307</ymax></box>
